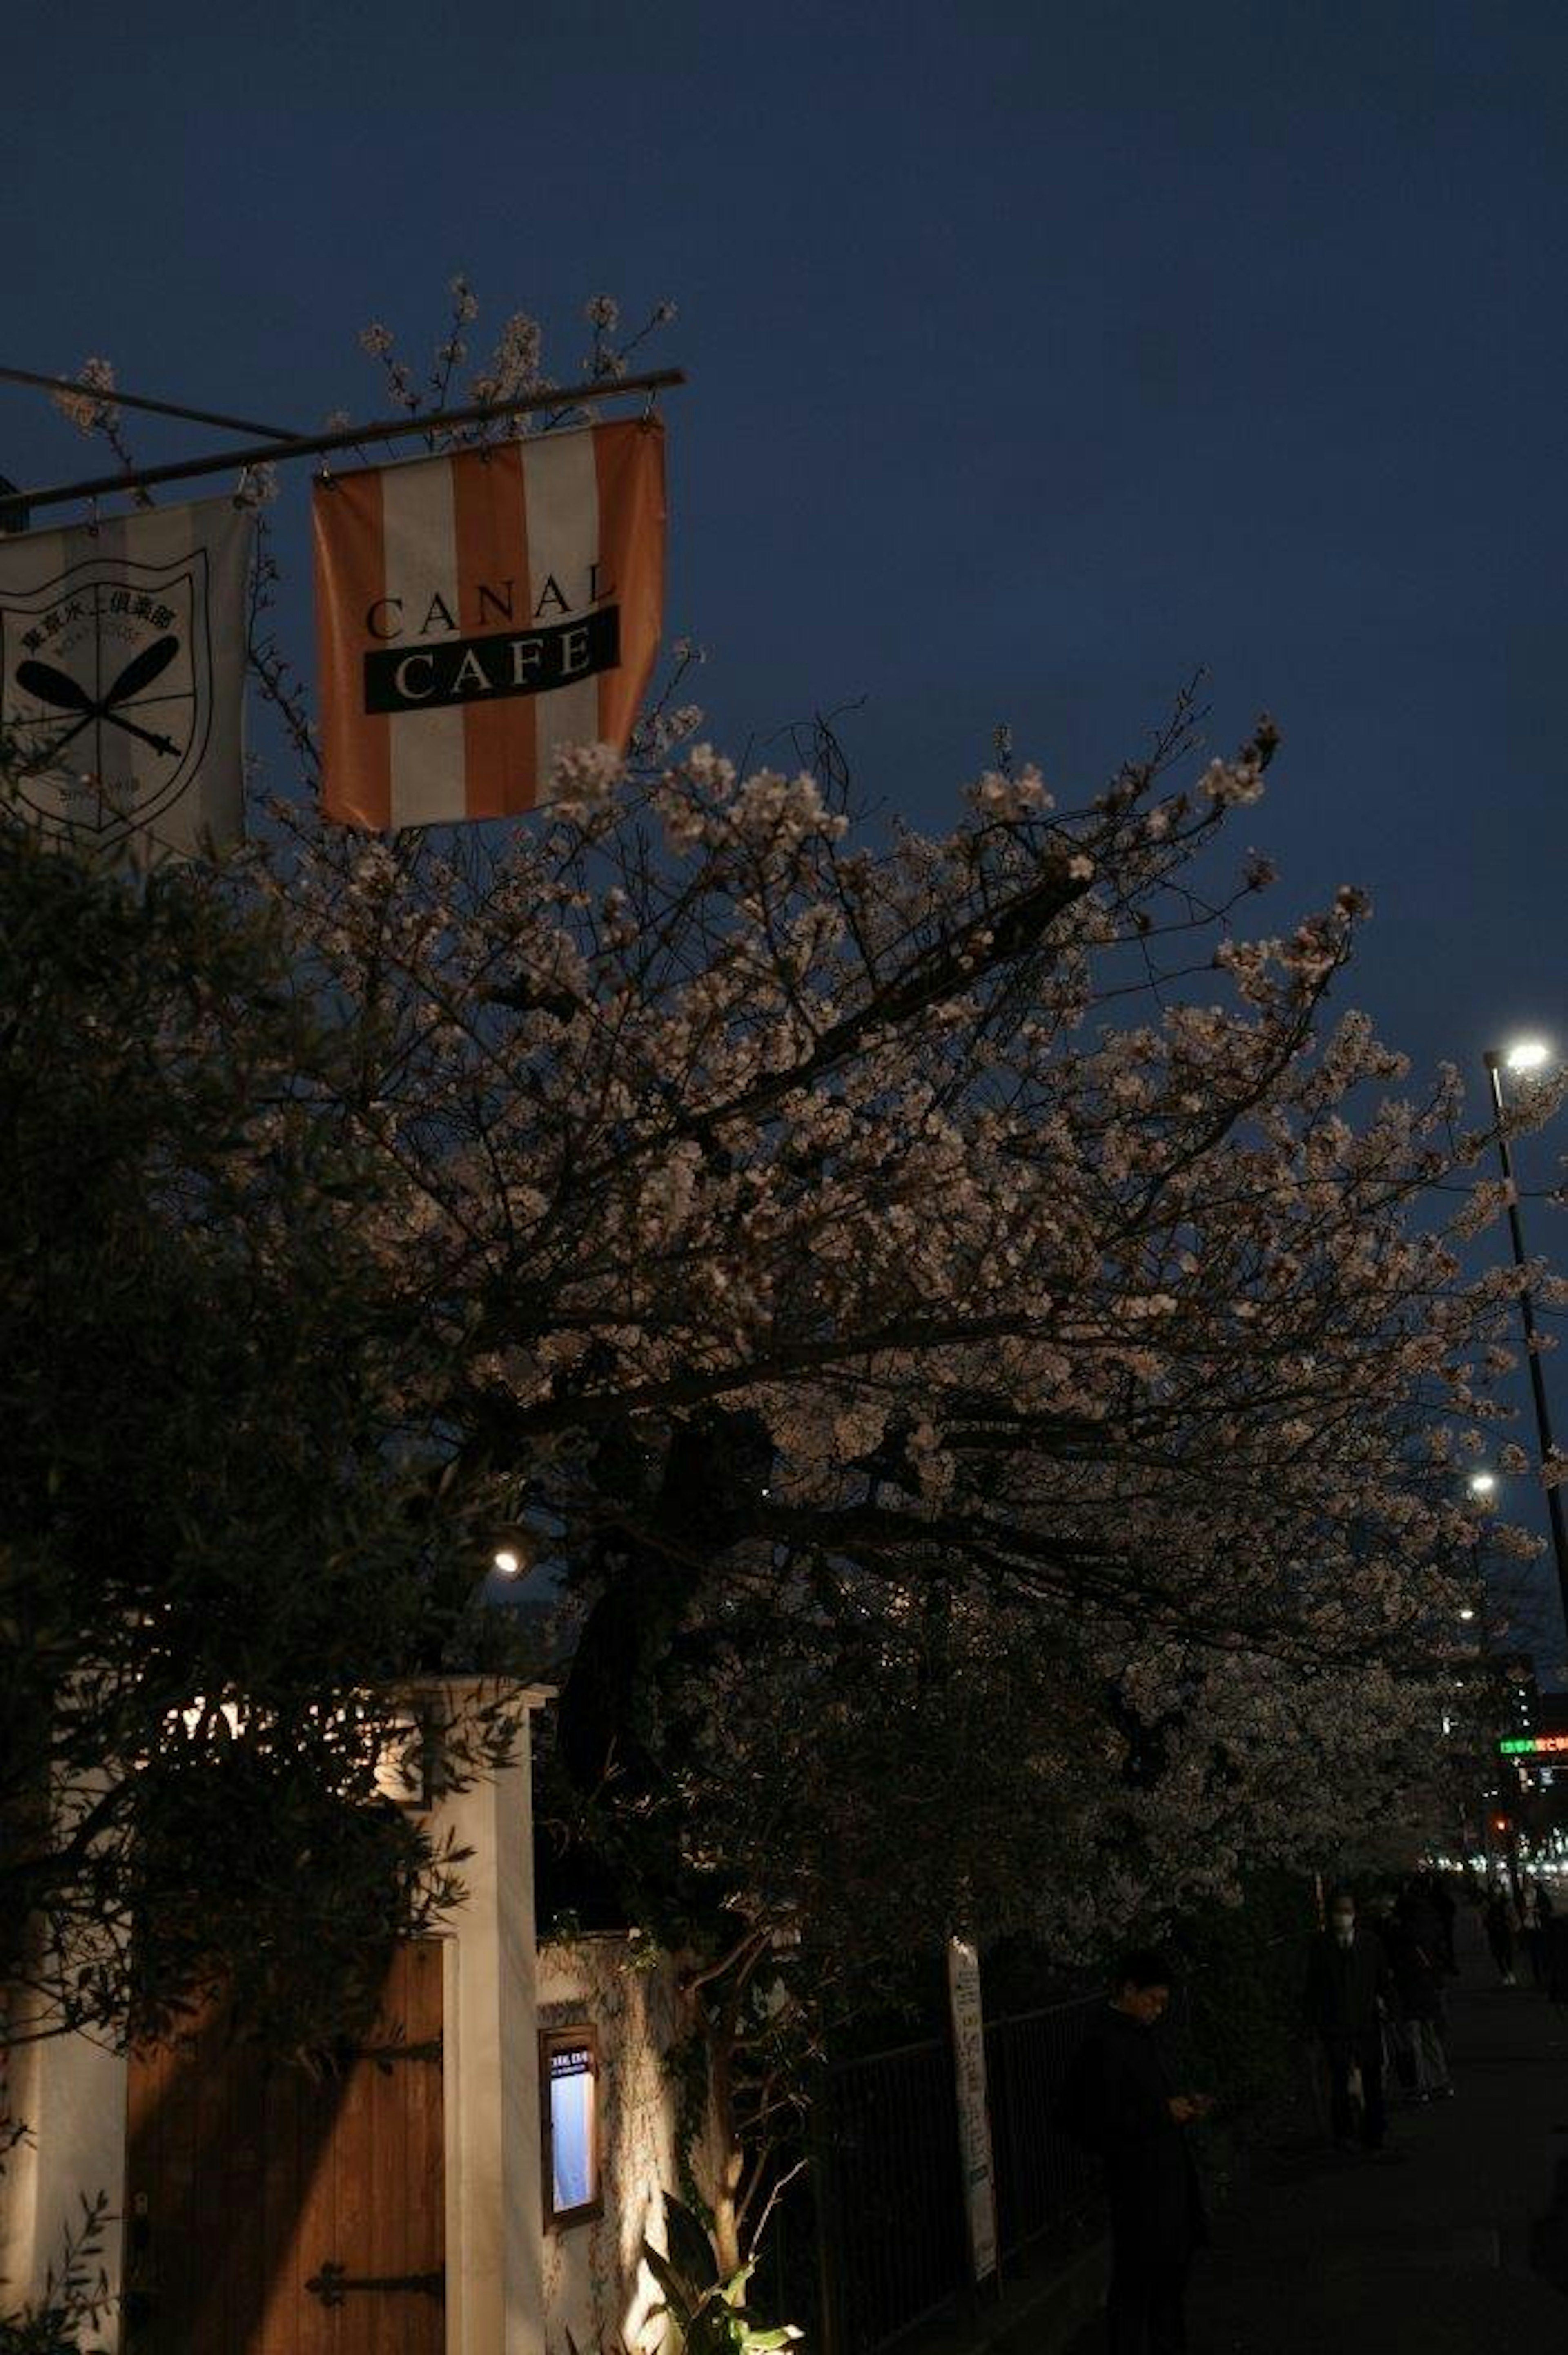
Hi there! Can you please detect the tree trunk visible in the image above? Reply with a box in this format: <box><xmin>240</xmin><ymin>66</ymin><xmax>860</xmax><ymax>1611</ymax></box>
<box><xmin>706</xmin><ymin>2007</ymin><xmax>746</xmax><ymax>2277</ymax></box>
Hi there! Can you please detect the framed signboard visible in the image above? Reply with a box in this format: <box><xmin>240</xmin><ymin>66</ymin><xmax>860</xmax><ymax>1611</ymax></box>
<box><xmin>541</xmin><ymin>2027</ymin><xmax>602</xmax><ymax>2227</ymax></box>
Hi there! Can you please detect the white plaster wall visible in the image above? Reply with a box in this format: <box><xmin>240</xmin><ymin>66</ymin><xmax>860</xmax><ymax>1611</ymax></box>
<box><xmin>432</xmin><ymin>1678</ymin><xmax>550</xmax><ymax>2355</ymax></box>
<box><xmin>537</xmin><ymin>1937</ymin><xmax>689</xmax><ymax>2355</ymax></box>
<box><xmin>0</xmin><ymin>2025</ymin><xmax>38</xmax><ymax>2315</ymax></box>
<box><xmin>0</xmin><ymin>2000</ymin><xmax>124</xmax><ymax>2352</ymax></box>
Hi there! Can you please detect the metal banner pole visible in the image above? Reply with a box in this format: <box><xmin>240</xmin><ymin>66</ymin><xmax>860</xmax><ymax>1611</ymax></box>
<box><xmin>0</xmin><ymin>362</ymin><xmax>297</xmax><ymax>443</ymax></box>
<box><xmin>7</xmin><ymin>369</ymin><xmax>686</xmax><ymax>522</ymax></box>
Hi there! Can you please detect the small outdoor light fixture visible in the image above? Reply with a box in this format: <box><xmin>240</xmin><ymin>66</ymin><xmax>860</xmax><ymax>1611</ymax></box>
<box><xmin>1459</xmin><ymin>1607</ymin><xmax>1477</xmax><ymax>1622</ymax></box>
<box><xmin>1468</xmin><ymin>1471</ymin><xmax>1497</xmax><ymax>1499</ymax></box>
<box><xmin>490</xmin><ymin>1524</ymin><xmax>539</xmax><ymax>1579</ymax></box>
<box><xmin>1503</xmin><ymin>1038</ymin><xmax>1552</xmax><ymax>1073</ymax></box>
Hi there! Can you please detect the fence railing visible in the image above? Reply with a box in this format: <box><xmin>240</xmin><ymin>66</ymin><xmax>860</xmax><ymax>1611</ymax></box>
<box><xmin>984</xmin><ymin>1996</ymin><xmax>1103</xmax><ymax>2263</ymax></box>
<box><xmin>806</xmin><ymin>1993</ymin><xmax>1107</xmax><ymax>2355</ymax></box>
<box><xmin>814</xmin><ymin>2035</ymin><xmax>968</xmax><ymax>2355</ymax></box>
<box><xmin>786</xmin><ymin>1915</ymin><xmax>1314</xmax><ymax>2355</ymax></box>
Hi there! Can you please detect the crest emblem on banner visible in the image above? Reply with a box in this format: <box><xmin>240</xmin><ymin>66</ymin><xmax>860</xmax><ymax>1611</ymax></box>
<box><xmin>1</xmin><ymin>549</ymin><xmax>209</xmax><ymax>839</ymax></box>
<box><xmin>0</xmin><ymin>498</ymin><xmax>253</xmax><ymax>856</ymax></box>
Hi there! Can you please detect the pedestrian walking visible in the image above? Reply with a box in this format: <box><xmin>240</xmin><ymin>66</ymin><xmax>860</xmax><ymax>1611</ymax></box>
<box><xmin>1374</xmin><ymin>1906</ymin><xmax>1421</xmax><ymax>2100</ymax></box>
<box><xmin>1390</xmin><ymin>1886</ymin><xmax>1452</xmax><ymax>2099</ymax></box>
<box><xmin>1528</xmin><ymin>1877</ymin><xmax>1555</xmax><ymax>1985</ymax></box>
<box><xmin>1521</xmin><ymin>1882</ymin><xmax>1548</xmax><ymax>1986</ymax></box>
<box><xmin>1483</xmin><ymin>1883</ymin><xmax>1518</xmax><ymax>1985</ymax></box>
<box><xmin>1301</xmin><ymin>1889</ymin><xmax>1394</xmax><ymax>2153</ymax></box>
<box><xmin>1397</xmin><ymin>1877</ymin><xmax>1446</xmax><ymax>1969</ymax></box>
<box><xmin>1546</xmin><ymin>1903</ymin><xmax>1568</xmax><ymax>2008</ymax></box>
<box><xmin>1424</xmin><ymin>1871</ymin><xmax>1459</xmax><ymax>1975</ymax></box>
<box><xmin>1060</xmin><ymin>1947</ymin><xmax>1211</xmax><ymax>2355</ymax></box>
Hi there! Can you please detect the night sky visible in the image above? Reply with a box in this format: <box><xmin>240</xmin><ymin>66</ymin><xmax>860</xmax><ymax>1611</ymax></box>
<box><xmin>11</xmin><ymin>2</ymin><xmax>1568</xmax><ymax>1600</ymax></box>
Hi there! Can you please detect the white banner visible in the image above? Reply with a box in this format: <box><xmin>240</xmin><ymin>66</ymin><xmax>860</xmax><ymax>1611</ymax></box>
<box><xmin>946</xmin><ymin>1936</ymin><xmax>999</xmax><ymax>2285</ymax></box>
<box><xmin>0</xmin><ymin>496</ymin><xmax>253</xmax><ymax>857</ymax></box>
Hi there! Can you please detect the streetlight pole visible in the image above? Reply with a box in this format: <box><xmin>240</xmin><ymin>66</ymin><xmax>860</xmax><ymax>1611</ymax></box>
<box><xmin>1483</xmin><ymin>1046</ymin><xmax>1568</xmax><ymax>1646</ymax></box>
<box><xmin>1462</xmin><ymin>1472</ymin><xmax>1498</xmax><ymax>1877</ymax></box>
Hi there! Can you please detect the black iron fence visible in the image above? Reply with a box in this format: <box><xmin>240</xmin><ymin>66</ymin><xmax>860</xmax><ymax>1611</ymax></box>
<box><xmin>814</xmin><ymin>2035</ymin><xmax>967</xmax><ymax>2355</ymax></box>
<box><xmin>984</xmin><ymin>1996</ymin><xmax>1103</xmax><ymax>2263</ymax></box>
<box><xmin>755</xmin><ymin>1898</ymin><xmax>1318</xmax><ymax>2355</ymax></box>
<box><xmin>799</xmin><ymin>1993</ymin><xmax>1106</xmax><ymax>2355</ymax></box>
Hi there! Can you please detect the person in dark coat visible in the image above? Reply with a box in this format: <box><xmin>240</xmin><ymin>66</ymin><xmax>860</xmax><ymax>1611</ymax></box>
<box><xmin>1482</xmin><ymin>1883</ymin><xmax>1517</xmax><ymax>1984</ymax></box>
<box><xmin>1374</xmin><ymin>1906</ymin><xmax>1422</xmax><ymax>2098</ymax></box>
<box><xmin>1522</xmin><ymin>1879</ymin><xmax>1555</xmax><ymax>1985</ymax></box>
<box><xmin>1396</xmin><ymin>1879</ymin><xmax>1446</xmax><ymax>1972</ymax></box>
<box><xmin>1301</xmin><ymin>1889</ymin><xmax>1394</xmax><ymax>2151</ymax></box>
<box><xmin>1060</xmin><ymin>1947</ymin><xmax>1210</xmax><ymax>2355</ymax></box>
<box><xmin>1546</xmin><ymin>1902</ymin><xmax>1568</xmax><ymax>2007</ymax></box>
<box><xmin>1390</xmin><ymin>1887</ymin><xmax>1452</xmax><ymax>2097</ymax></box>
<box><xmin>1424</xmin><ymin>1872</ymin><xmax>1459</xmax><ymax>1974</ymax></box>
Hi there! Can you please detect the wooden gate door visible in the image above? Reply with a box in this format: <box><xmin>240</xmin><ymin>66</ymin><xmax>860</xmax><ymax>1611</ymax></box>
<box><xmin>124</xmin><ymin>1942</ymin><xmax>445</xmax><ymax>2355</ymax></box>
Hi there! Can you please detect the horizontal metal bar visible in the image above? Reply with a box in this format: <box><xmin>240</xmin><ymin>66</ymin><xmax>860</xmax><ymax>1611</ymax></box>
<box><xmin>306</xmin><ymin>2262</ymin><xmax>444</xmax><ymax>2306</ymax></box>
<box><xmin>347</xmin><ymin>2036</ymin><xmax>443</xmax><ymax>2064</ymax></box>
<box><xmin>829</xmin><ymin>2034</ymin><xmax>946</xmax><ymax>2075</ymax></box>
<box><xmin>0</xmin><ymin>361</ymin><xmax>296</xmax><ymax>442</ymax></box>
<box><xmin>984</xmin><ymin>1995</ymin><xmax>1104</xmax><ymax>2030</ymax></box>
<box><xmin>10</xmin><ymin>368</ymin><xmax>686</xmax><ymax>519</ymax></box>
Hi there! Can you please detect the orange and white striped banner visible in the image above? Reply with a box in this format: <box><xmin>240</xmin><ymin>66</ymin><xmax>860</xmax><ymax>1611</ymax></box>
<box><xmin>312</xmin><ymin>417</ymin><xmax>664</xmax><ymax>828</ymax></box>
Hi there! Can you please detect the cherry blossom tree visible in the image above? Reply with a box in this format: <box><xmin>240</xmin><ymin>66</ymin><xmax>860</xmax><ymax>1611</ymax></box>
<box><xmin>248</xmin><ymin>679</ymin><xmax>1559</xmax><ymax>2262</ymax></box>
<box><xmin>33</xmin><ymin>290</ymin><xmax>1568</xmax><ymax>2262</ymax></box>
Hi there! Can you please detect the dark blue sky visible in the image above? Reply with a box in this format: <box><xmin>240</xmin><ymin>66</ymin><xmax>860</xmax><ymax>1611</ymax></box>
<box><xmin>11</xmin><ymin>1</ymin><xmax>1568</xmax><ymax>1506</ymax></box>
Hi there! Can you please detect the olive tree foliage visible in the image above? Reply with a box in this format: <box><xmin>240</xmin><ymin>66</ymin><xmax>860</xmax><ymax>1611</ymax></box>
<box><xmin>0</xmin><ymin>804</ymin><xmax>517</xmax><ymax>2062</ymax></box>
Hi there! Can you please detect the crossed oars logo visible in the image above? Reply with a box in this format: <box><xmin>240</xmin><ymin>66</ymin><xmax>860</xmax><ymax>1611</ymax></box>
<box><xmin>15</xmin><ymin>635</ymin><xmax>182</xmax><ymax>760</ymax></box>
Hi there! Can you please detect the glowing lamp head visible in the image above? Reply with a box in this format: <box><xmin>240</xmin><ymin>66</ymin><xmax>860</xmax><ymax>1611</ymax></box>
<box><xmin>1469</xmin><ymin>1472</ymin><xmax>1497</xmax><ymax>1499</ymax></box>
<box><xmin>1504</xmin><ymin>1039</ymin><xmax>1551</xmax><ymax>1073</ymax></box>
<box><xmin>1459</xmin><ymin>1607</ymin><xmax>1477</xmax><ymax>1621</ymax></box>
<box><xmin>489</xmin><ymin>1522</ymin><xmax>537</xmax><ymax>1579</ymax></box>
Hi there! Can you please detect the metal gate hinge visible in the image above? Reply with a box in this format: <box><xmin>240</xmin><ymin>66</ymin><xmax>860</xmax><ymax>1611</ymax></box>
<box><xmin>346</xmin><ymin>2036</ymin><xmax>443</xmax><ymax>2066</ymax></box>
<box><xmin>305</xmin><ymin>2261</ymin><xmax>445</xmax><ymax>2306</ymax></box>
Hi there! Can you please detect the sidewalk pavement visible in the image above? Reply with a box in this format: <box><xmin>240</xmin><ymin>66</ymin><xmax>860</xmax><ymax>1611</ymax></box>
<box><xmin>895</xmin><ymin>1918</ymin><xmax>1568</xmax><ymax>2355</ymax></box>
<box><xmin>1132</xmin><ymin>1917</ymin><xmax>1568</xmax><ymax>2354</ymax></box>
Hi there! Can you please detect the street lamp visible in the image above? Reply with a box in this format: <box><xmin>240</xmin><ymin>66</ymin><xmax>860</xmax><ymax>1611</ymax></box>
<box><xmin>1449</xmin><ymin>1468</ymin><xmax>1501</xmax><ymax>1864</ymax></box>
<box><xmin>1461</xmin><ymin>1475</ymin><xmax>1493</xmax><ymax>1629</ymax></box>
<box><xmin>1482</xmin><ymin>1040</ymin><xmax>1568</xmax><ymax>1644</ymax></box>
